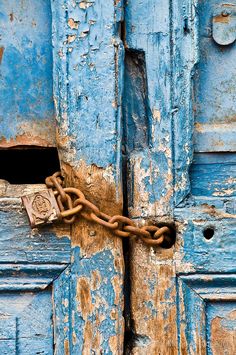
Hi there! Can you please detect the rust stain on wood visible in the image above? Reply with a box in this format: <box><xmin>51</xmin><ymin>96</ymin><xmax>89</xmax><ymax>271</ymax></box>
<box><xmin>76</xmin><ymin>277</ymin><xmax>93</xmax><ymax>319</ymax></box>
<box><xmin>0</xmin><ymin>47</ymin><xmax>4</xmax><ymax>64</ymax></box>
<box><xmin>61</xmin><ymin>162</ymin><xmax>123</xmax><ymax>254</ymax></box>
<box><xmin>213</xmin><ymin>15</ymin><xmax>230</xmax><ymax>24</ymax></box>
<box><xmin>129</xmin><ymin>240</ymin><xmax>178</xmax><ymax>354</ymax></box>
<box><xmin>91</xmin><ymin>270</ymin><xmax>102</xmax><ymax>290</ymax></box>
<box><xmin>0</xmin><ymin>128</ymin><xmax>56</xmax><ymax>148</ymax></box>
<box><xmin>64</xmin><ymin>339</ymin><xmax>70</xmax><ymax>355</ymax></box>
<box><xmin>211</xmin><ymin>310</ymin><xmax>236</xmax><ymax>355</ymax></box>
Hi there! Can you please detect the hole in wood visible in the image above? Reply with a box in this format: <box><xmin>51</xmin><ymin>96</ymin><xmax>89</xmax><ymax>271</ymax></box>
<box><xmin>203</xmin><ymin>227</ymin><xmax>215</xmax><ymax>240</ymax></box>
<box><xmin>156</xmin><ymin>222</ymin><xmax>176</xmax><ymax>249</ymax></box>
<box><xmin>0</xmin><ymin>147</ymin><xmax>60</xmax><ymax>184</ymax></box>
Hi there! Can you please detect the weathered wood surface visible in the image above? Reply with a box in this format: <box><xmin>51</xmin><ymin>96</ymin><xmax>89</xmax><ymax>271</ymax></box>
<box><xmin>52</xmin><ymin>0</ymin><xmax>125</xmax><ymax>353</ymax></box>
<box><xmin>0</xmin><ymin>0</ymin><xmax>235</xmax><ymax>353</ymax></box>
<box><xmin>123</xmin><ymin>0</ymin><xmax>178</xmax><ymax>353</ymax></box>
<box><xmin>0</xmin><ymin>0</ymin><xmax>56</xmax><ymax>147</ymax></box>
<box><xmin>124</xmin><ymin>0</ymin><xmax>236</xmax><ymax>354</ymax></box>
<box><xmin>0</xmin><ymin>181</ymin><xmax>71</xmax><ymax>353</ymax></box>
<box><xmin>0</xmin><ymin>289</ymin><xmax>53</xmax><ymax>354</ymax></box>
<box><xmin>0</xmin><ymin>182</ymin><xmax>70</xmax><ymax>264</ymax></box>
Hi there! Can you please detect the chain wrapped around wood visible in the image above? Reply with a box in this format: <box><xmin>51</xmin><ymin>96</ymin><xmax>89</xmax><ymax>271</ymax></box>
<box><xmin>45</xmin><ymin>172</ymin><xmax>175</xmax><ymax>248</ymax></box>
<box><xmin>22</xmin><ymin>172</ymin><xmax>175</xmax><ymax>247</ymax></box>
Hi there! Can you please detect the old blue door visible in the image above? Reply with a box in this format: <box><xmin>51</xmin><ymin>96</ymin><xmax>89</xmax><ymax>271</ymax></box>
<box><xmin>123</xmin><ymin>0</ymin><xmax>236</xmax><ymax>354</ymax></box>
<box><xmin>1</xmin><ymin>0</ymin><xmax>236</xmax><ymax>354</ymax></box>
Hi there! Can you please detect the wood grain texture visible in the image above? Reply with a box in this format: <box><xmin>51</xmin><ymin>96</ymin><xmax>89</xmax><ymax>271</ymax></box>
<box><xmin>52</xmin><ymin>1</ymin><xmax>125</xmax><ymax>353</ymax></box>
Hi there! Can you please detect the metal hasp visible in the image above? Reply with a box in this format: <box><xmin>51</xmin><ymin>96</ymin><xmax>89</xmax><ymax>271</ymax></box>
<box><xmin>22</xmin><ymin>189</ymin><xmax>61</xmax><ymax>228</ymax></box>
<box><xmin>212</xmin><ymin>4</ymin><xmax>236</xmax><ymax>45</ymax></box>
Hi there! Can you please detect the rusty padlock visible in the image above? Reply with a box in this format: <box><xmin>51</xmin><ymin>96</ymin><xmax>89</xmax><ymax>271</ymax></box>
<box><xmin>22</xmin><ymin>189</ymin><xmax>61</xmax><ymax>228</ymax></box>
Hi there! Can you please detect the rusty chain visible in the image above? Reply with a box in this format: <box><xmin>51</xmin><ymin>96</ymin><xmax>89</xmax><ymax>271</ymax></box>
<box><xmin>44</xmin><ymin>172</ymin><xmax>174</xmax><ymax>248</ymax></box>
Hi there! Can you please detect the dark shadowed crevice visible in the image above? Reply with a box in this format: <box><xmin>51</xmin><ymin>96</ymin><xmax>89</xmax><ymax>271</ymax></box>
<box><xmin>0</xmin><ymin>147</ymin><xmax>60</xmax><ymax>184</ymax></box>
<box><xmin>122</xmin><ymin>47</ymin><xmax>152</xmax><ymax>353</ymax></box>
<box><xmin>123</xmin><ymin>49</ymin><xmax>151</xmax><ymax>153</ymax></box>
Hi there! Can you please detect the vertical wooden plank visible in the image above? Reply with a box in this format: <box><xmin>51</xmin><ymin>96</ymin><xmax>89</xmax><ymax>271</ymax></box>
<box><xmin>124</xmin><ymin>0</ymin><xmax>177</xmax><ymax>353</ymax></box>
<box><xmin>0</xmin><ymin>0</ymin><xmax>56</xmax><ymax>147</ymax></box>
<box><xmin>172</xmin><ymin>0</ymin><xmax>198</xmax><ymax>205</ymax></box>
<box><xmin>52</xmin><ymin>0</ymin><xmax>125</xmax><ymax>353</ymax></box>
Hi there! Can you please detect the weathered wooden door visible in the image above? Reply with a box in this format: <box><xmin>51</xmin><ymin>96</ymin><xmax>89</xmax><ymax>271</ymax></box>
<box><xmin>1</xmin><ymin>0</ymin><xmax>236</xmax><ymax>354</ymax></box>
<box><xmin>123</xmin><ymin>0</ymin><xmax>236</xmax><ymax>354</ymax></box>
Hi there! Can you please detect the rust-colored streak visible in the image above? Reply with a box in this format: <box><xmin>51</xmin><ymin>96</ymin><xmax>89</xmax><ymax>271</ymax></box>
<box><xmin>91</xmin><ymin>270</ymin><xmax>102</xmax><ymax>291</ymax></box>
<box><xmin>211</xmin><ymin>310</ymin><xmax>236</xmax><ymax>355</ymax></box>
<box><xmin>60</xmin><ymin>163</ymin><xmax>124</xmax><ymax>353</ymax></box>
<box><xmin>64</xmin><ymin>339</ymin><xmax>70</xmax><ymax>355</ymax></box>
<box><xmin>76</xmin><ymin>277</ymin><xmax>93</xmax><ymax>320</ymax></box>
<box><xmin>213</xmin><ymin>15</ymin><xmax>230</xmax><ymax>24</ymax></box>
<box><xmin>9</xmin><ymin>13</ymin><xmax>14</xmax><ymax>22</ymax></box>
<box><xmin>82</xmin><ymin>321</ymin><xmax>93</xmax><ymax>355</ymax></box>
<box><xmin>62</xmin><ymin>162</ymin><xmax>123</xmax><ymax>255</ymax></box>
<box><xmin>82</xmin><ymin>320</ymin><xmax>102</xmax><ymax>355</ymax></box>
<box><xmin>0</xmin><ymin>47</ymin><xmax>4</xmax><ymax>64</ymax></box>
<box><xmin>129</xmin><ymin>241</ymin><xmax>178</xmax><ymax>354</ymax></box>
<box><xmin>0</xmin><ymin>133</ymin><xmax>56</xmax><ymax>148</ymax></box>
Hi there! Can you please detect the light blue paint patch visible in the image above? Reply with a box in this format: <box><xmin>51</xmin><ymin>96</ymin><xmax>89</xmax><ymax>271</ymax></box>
<box><xmin>62</xmin><ymin>1</ymin><xmax>123</xmax><ymax>169</ymax></box>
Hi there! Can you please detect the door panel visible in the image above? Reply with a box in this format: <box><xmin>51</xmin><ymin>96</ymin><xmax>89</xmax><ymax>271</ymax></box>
<box><xmin>193</xmin><ymin>0</ymin><xmax>236</xmax><ymax>153</ymax></box>
<box><xmin>0</xmin><ymin>1</ymin><xmax>70</xmax><ymax>352</ymax></box>
<box><xmin>0</xmin><ymin>290</ymin><xmax>53</xmax><ymax>354</ymax></box>
<box><xmin>0</xmin><ymin>0</ymin><xmax>55</xmax><ymax>147</ymax></box>
<box><xmin>178</xmin><ymin>275</ymin><xmax>236</xmax><ymax>354</ymax></box>
<box><xmin>0</xmin><ymin>0</ymin><xmax>125</xmax><ymax>353</ymax></box>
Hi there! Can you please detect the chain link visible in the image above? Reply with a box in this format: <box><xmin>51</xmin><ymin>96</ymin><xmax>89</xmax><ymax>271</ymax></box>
<box><xmin>46</xmin><ymin>172</ymin><xmax>175</xmax><ymax>248</ymax></box>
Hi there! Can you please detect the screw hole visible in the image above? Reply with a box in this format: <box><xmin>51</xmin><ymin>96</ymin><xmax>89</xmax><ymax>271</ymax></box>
<box><xmin>203</xmin><ymin>227</ymin><xmax>215</xmax><ymax>240</ymax></box>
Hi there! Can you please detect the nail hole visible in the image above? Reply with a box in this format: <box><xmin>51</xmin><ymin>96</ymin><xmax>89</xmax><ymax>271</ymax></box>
<box><xmin>203</xmin><ymin>227</ymin><xmax>215</xmax><ymax>240</ymax></box>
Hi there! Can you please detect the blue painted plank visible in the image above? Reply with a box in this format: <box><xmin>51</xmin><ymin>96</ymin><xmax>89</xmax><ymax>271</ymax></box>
<box><xmin>53</xmin><ymin>267</ymin><xmax>71</xmax><ymax>355</ymax></box>
<box><xmin>52</xmin><ymin>0</ymin><xmax>125</xmax><ymax>352</ymax></box>
<box><xmin>190</xmin><ymin>153</ymin><xmax>236</xmax><ymax>197</ymax></box>
<box><xmin>178</xmin><ymin>275</ymin><xmax>236</xmax><ymax>354</ymax></box>
<box><xmin>0</xmin><ymin>263</ymin><xmax>68</xmax><ymax>291</ymax></box>
<box><xmin>123</xmin><ymin>1</ymin><xmax>179</xmax><ymax>353</ymax></box>
<box><xmin>0</xmin><ymin>184</ymin><xmax>70</xmax><ymax>264</ymax></box>
<box><xmin>0</xmin><ymin>0</ymin><xmax>55</xmax><ymax>147</ymax></box>
<box><xmin>0</xmin><ymin>289</ymin><xmax>53</xmax><ymax>354</ymax></box>
<box><xmin>171</xmin><ymin>0</ymin><xmax>199</xmax><ymax>205</ymax></box>
<box><xmin>175</xmin><ymin>210</ymin><xmax>236</xmax><ymax>273</ymax></box>
<box><xmin>124</xmin><ymin>0</ymin><xmax>174</xmax><ymax>218</ymax></box>
<box><xmin>193</xmin><ymin>0</ymin><xmax>236</xmax><ymax>152</ymax></box>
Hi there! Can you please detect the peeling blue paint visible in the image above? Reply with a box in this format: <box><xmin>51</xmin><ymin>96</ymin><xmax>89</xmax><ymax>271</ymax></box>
<box><xmin>0</xmin><ymin>0</ymin><xmax>55</xmax><ymax>145</ymax></box>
